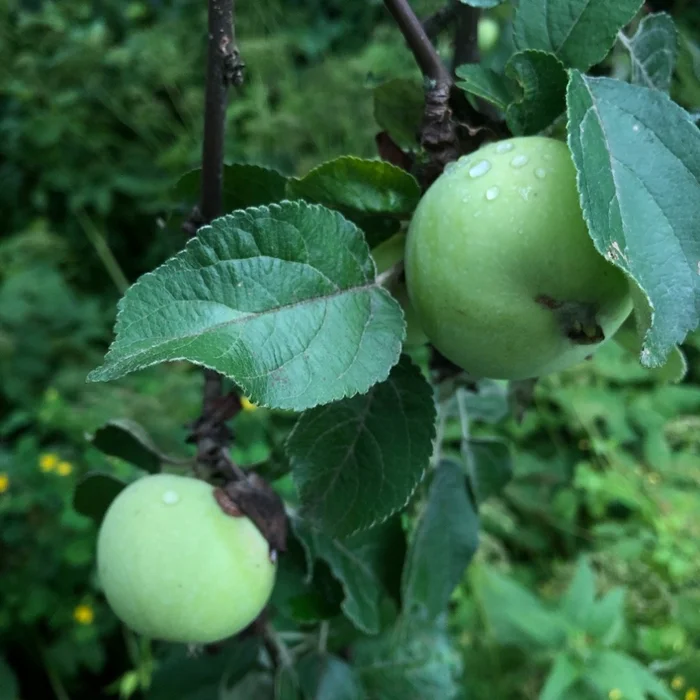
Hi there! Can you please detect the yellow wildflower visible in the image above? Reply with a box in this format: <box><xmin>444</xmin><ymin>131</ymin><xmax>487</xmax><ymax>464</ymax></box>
<box><xmin>56</xmin><ymin>461</ymin><xmax>73</xmax><ymax>477</ymax></box>
<box><xmin>0</xmin><ymin>473</ymin><xmax>9</xmax><ymax>493</ymax></box>
<box><xmin>672</xmin><ymin>677</ymin><xmax>686</xmax><ymax>690</ymax></box>
<box><xmin>609</xmin><ymin>690</ymin><xmax>622</xmax><ymax>700</ymax></box>
<box><xmin>73</xmin><ymin>604</ymin><xmax>94</xmax><ymax>625</ymax></box>
<box><xmin>240</xmin><ymin>396</ymin><xmax>257</xmax><ymax>412</ymax></box>
<box><xmin>686</xmin><ymin>689</ymin><xmax>698</xmax><ymax>700</ymax></box>
<box><xmin>39</xmin><ymin>453</ymin><xmax>58</xmax><ymax>472</ymax></box>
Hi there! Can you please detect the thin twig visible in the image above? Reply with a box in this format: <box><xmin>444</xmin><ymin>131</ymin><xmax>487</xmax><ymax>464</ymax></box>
<box><xmin>383</xmin><ymin>0</ymin><xmax>450</xmax><ymax>82</ymax></box>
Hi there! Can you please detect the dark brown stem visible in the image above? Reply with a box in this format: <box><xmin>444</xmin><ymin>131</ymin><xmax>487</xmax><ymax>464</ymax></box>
<box><xmin>190</xmin><ymin>0</ymin><xmax>245</xmax><ymax>484</ymax></box>
<box><xmin>383</xmin><ymin>0</ymin><xmax>450</xmax><ymax>82</ymax></box>
<box><xmin>423</xmin><ymin>3</ymin><xmax>457</xmax><ymax>41</ymax></box>
<box><xmin>451</xmin><ymin>3</ymin><xmax>480</xmax><ymax>75</ymax></box>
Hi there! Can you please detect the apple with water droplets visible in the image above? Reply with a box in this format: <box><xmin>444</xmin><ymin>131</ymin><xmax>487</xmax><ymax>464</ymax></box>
<box><xmin>405</xmin><ymin>136</ymin><xmax>632</xmax><ymax>379</ymax></box>
<box><xmin>97</xmin><ymin>473</ymin><xmax>276</xmax><ymax>644</ymax></box>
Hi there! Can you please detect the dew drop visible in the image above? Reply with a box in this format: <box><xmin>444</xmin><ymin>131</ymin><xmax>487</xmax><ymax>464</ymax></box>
<box><xmin>511</xmin><ymin>154</ymin><xmax>529</xmax><ymax>169</ymax></box>
<box><xmin>543</xmin><ymin>153</ymin><xmax>552</xmax><ymax>162</ymax></box>
<box><xmin>519</xmin><ymin>186</ymin><xmax>533</xmax><ymax>201</ymax></box>
<box><xmin>535</xmin><ymin>168</ymin><xmax>547</xmax><ymax>179</ymax></box>
<box><xmin>496</xmin><ymin>142</ymin><xmax>514</xmax><ymax>154</ymax></box>
<box><xmin>469</xmin><ymin>159</ymin><xmax>492</xmax><ymax>178</ymax></box>
<box><xmin>162</xmin><ymin>490</ymin><xmax>180</xmax><ymax>505</ymax></box>
<box><xmin>632</xmin><ymin>124</ymin><xmax>640</xmax><ymax>133</ymax></box>
<box><xmin>485</xmin><ymin>186</ymin><xmax>500</xmax><ymax>201</ymax></box>
<box><xmin>444</xmin><ymin>162</ymin><xmax>458</xmax><ymax>174</ymax></box>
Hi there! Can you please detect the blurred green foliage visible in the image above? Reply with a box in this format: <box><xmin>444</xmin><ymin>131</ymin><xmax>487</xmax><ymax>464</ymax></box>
<box><xmin>2</xmin><ymin>0</ymin><xmax>700</xmax><ymax>697</ymax></box>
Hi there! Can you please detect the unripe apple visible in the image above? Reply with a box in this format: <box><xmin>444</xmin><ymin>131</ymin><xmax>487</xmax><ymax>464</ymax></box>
<box><xmin>405</xmin><ymin>136</ymin><xmax>632</xmax><ymax>380</ymax></box>
<box><xmin>372</xmin><ymin>233</ymin><xmax>428</xmax><ymax>347</ymax></box>
<box><xmin>97</xmin><ymin>474</ymin><xmax>276</xmax><ymax>644</ymax></box>
<box><xmin>477</xmin><ymin>17</ymin><xmax>500</xmax><ymax>53</ymax></box>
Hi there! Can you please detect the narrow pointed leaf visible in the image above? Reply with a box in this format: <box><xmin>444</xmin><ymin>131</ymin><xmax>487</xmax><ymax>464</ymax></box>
<box><xmin>288</xmin><ymin>356</ymin><xmax>435</xmax><ymax>535</ymax></box>
<box><xmin>374</xmin><ymin>79</ymin><xmax>424</xmax><ymax>150</ymax></box>
<box><xmin>296</xmin><ymin>519</ymin><xmax>405</xmax><ymax>634</ymax></box>
<box><xmin>402</xmin><ymin>460</ymin><xmax>479</xmax><ymax>621</ymax></box>
<box><xmin>567</xmin><ymin>73</ymin><xmax>700</xmax><ymax>367</ymax></box>
<box><xmin>89</xmin><ymin>202</ymin><xmax>404</xmax><ymax>411</ymax></box>
<box><xmin>463</xmin><ymin>437</ymin><xmax>513</xmax><ymax>503</ymax></box>
<box><xmin>619</xmin><ymin>13</ymin><xmax>678</xmax><ymax>92</ymax></box>
<box><xmin>514</xmin><ymin>0</ymin><xmax>642</xmax><ymax>71</ymax></box>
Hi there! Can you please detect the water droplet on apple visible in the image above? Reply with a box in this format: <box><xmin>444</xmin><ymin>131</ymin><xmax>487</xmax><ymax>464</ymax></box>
<box><xmin>519</xmin><ymin>187</ymin><xmax>533</xmax><ymax>201</ymax></box>
<box><xmin>444</xmin><ymin>162</ymin><xmax>458</xmax><ymax>174</ymax></box>
<box><xmin>535</xmin><ymin>168</ymin><xmax>547</xmax><ymax>179</ymax></box>
<box><xmin>496</xmin><ymin>142</ymin><xmax>514</xmax><ymax>154</ymax></box>
<box><xmin>485</xmin><ymin>186</ymin><xmax>500</xmax><ymax>201</ymax></box>
<box><xmin>162</xmin><ymin>490</ymin><xmax>180</xmax><ymax>505</ymax></box>
<box><xmin>511</xmin><ymin>155</ymin><xmax>529</xmax><ymax>169</ymax></box>
<box><xmin>469</xmin><ymin>160</ymin><xmax>492</xmax><ymax>178</ymax></box>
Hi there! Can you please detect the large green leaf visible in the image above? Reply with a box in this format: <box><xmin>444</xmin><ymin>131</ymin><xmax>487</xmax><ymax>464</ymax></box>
<box><xmin>401</xmin><ymin>460</ymin><xmax>479</xmax><ymax>622</ymax></box>
<box><xmin>618</xmin><ymin>13</ymin><xmax>678</xmax><ymax>92</ymax></box>
<box><xmin>288</xmin><ymin>356</ymin><xmax>435</xmax><ymax>535</ymax></box>
<box><xmin>463</xmin><ymin>437</ymin><xmax>513</xmax><ymax>503</ymax></box>
<box><xmin>296</xmin><ymin>519</ymin><xmax>405</xmax><ymax>634</ymax></box>
<box><xmin>514</xmin><ymin>0</ymin><xmax>642</xmax><ymax>71</ymax></box>
<box><xmin>287</xmin><ymin>157</ymin><xmax>421</xmax><ymax>248</ymax></box>
<box><xmin>567</xmin><ymin>73</ymin><xmax>700</xmax><ymax>368</ymax></box>
<box><xmin>89</xmin><ymin>202</ymin><xmax>404</xmax><ymax>411</ymax></box>
<box><xmin>354</xmin><ymin>623</ymin><xmax>461</xmax><ymax>700</ymax></box>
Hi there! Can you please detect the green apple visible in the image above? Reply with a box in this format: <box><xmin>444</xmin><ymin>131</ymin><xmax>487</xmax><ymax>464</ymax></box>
<box><xmin>97</xmin><ymin>474</ymin><xmax>276</xmax><ymax>644</ymax></box>
<box><xmin>405</xmin><ymin>136</ymin><xmax>632</xmax><ymax>380</ymax></box>
<box><xmin>477</xmin><ymin>17</ymin><xmax>500</xmax><ymax>54</ymax></box>
<box><xmin>372</xmin><ymin>233</ymin><xmax>428</xmax><ymax>347</ymax></box>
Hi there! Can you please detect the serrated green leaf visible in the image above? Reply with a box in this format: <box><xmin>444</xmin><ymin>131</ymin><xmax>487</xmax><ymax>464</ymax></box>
<box><xmin>471</xmin><ymin>565</ymin><xmax>568</xmax><ymax>649</ymax></box>
<box><xmin>288</xmin><ymin>356</ymin><xmax>435</xmax><ymax>535</ymax></box>
<box><xmin>619</xmin><ymin>13</ymin><xmax>678</xmax><ymax>92</ymax></box>
<box><xmin>297</xmin><ymin>654</ymin><xmax>363</xmax><ymax>700</ymax></box>
<box><xmin>296</xmin><ymin>518</ymin><xmax>405</xmax><ymax>635</ymax></box>
<box><xmin>455</xmin><ymin>64</ymin><xmax>516</xmax><ymax>110</ymax></box>
<box><xmin>354</xmin><ymin>622</ymin><xmax>461</xmax><ymax>700</ymax></box>
<box><xmin>172</xmin><ymin>164</ymin><xmax>288</xmax><ymax>213</ymax></box>
<box><xmin>72</xmin><ymin>472</ymin><xmax>127</xmax><ymax>524</ymax></box>
<box><xmin>401</xmin><ymin>460</ymin><xmax>479</xmax><ymax>622</ymax></box>
<box><xmin>514</xmin><ymin>0</ymin><xmax>642</xmax><ymax>71</ymax></box>
<box><xmin>287</xmin><ymin>157</ymin><xmax>421</xmax><ymax>248</ymax></box>
<box><xmin>463</xmin><ymin>437</ymin><xmax>513</xmax><ymax>503</ymax></box>
<box><xmin>540</xmin><ymin>654</ymin><xmax>581</xmax><ymax>700</ymax></box>
<box><xmin>89</xmin><ymin>202</ymin><xmax>404</xmax><ymax>411</ymax></box>
<box><xmin>88</xmin><ymin>418</ymin><xmax>185</xmax><ymax>473</ymax></box>
<box><xmin>566</xmin><ymin>72</ymin><xmax>700</xmax><ymax>368</ymax></box>
<box><xmin>373</xmin><ymin>79</ymin><xmax>424</xmax><ymax>150</ymax></box>
<box><xmin>505</xmin><ymin>50</ymin><xmax>568</xmax><ymax>134</ymax></box>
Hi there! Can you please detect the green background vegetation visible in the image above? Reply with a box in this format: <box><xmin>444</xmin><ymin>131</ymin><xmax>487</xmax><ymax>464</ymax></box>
<box><xmin>2</xmin><ymin>0</ymin><xmax>700</xmax><ymax>698</ymax></box>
